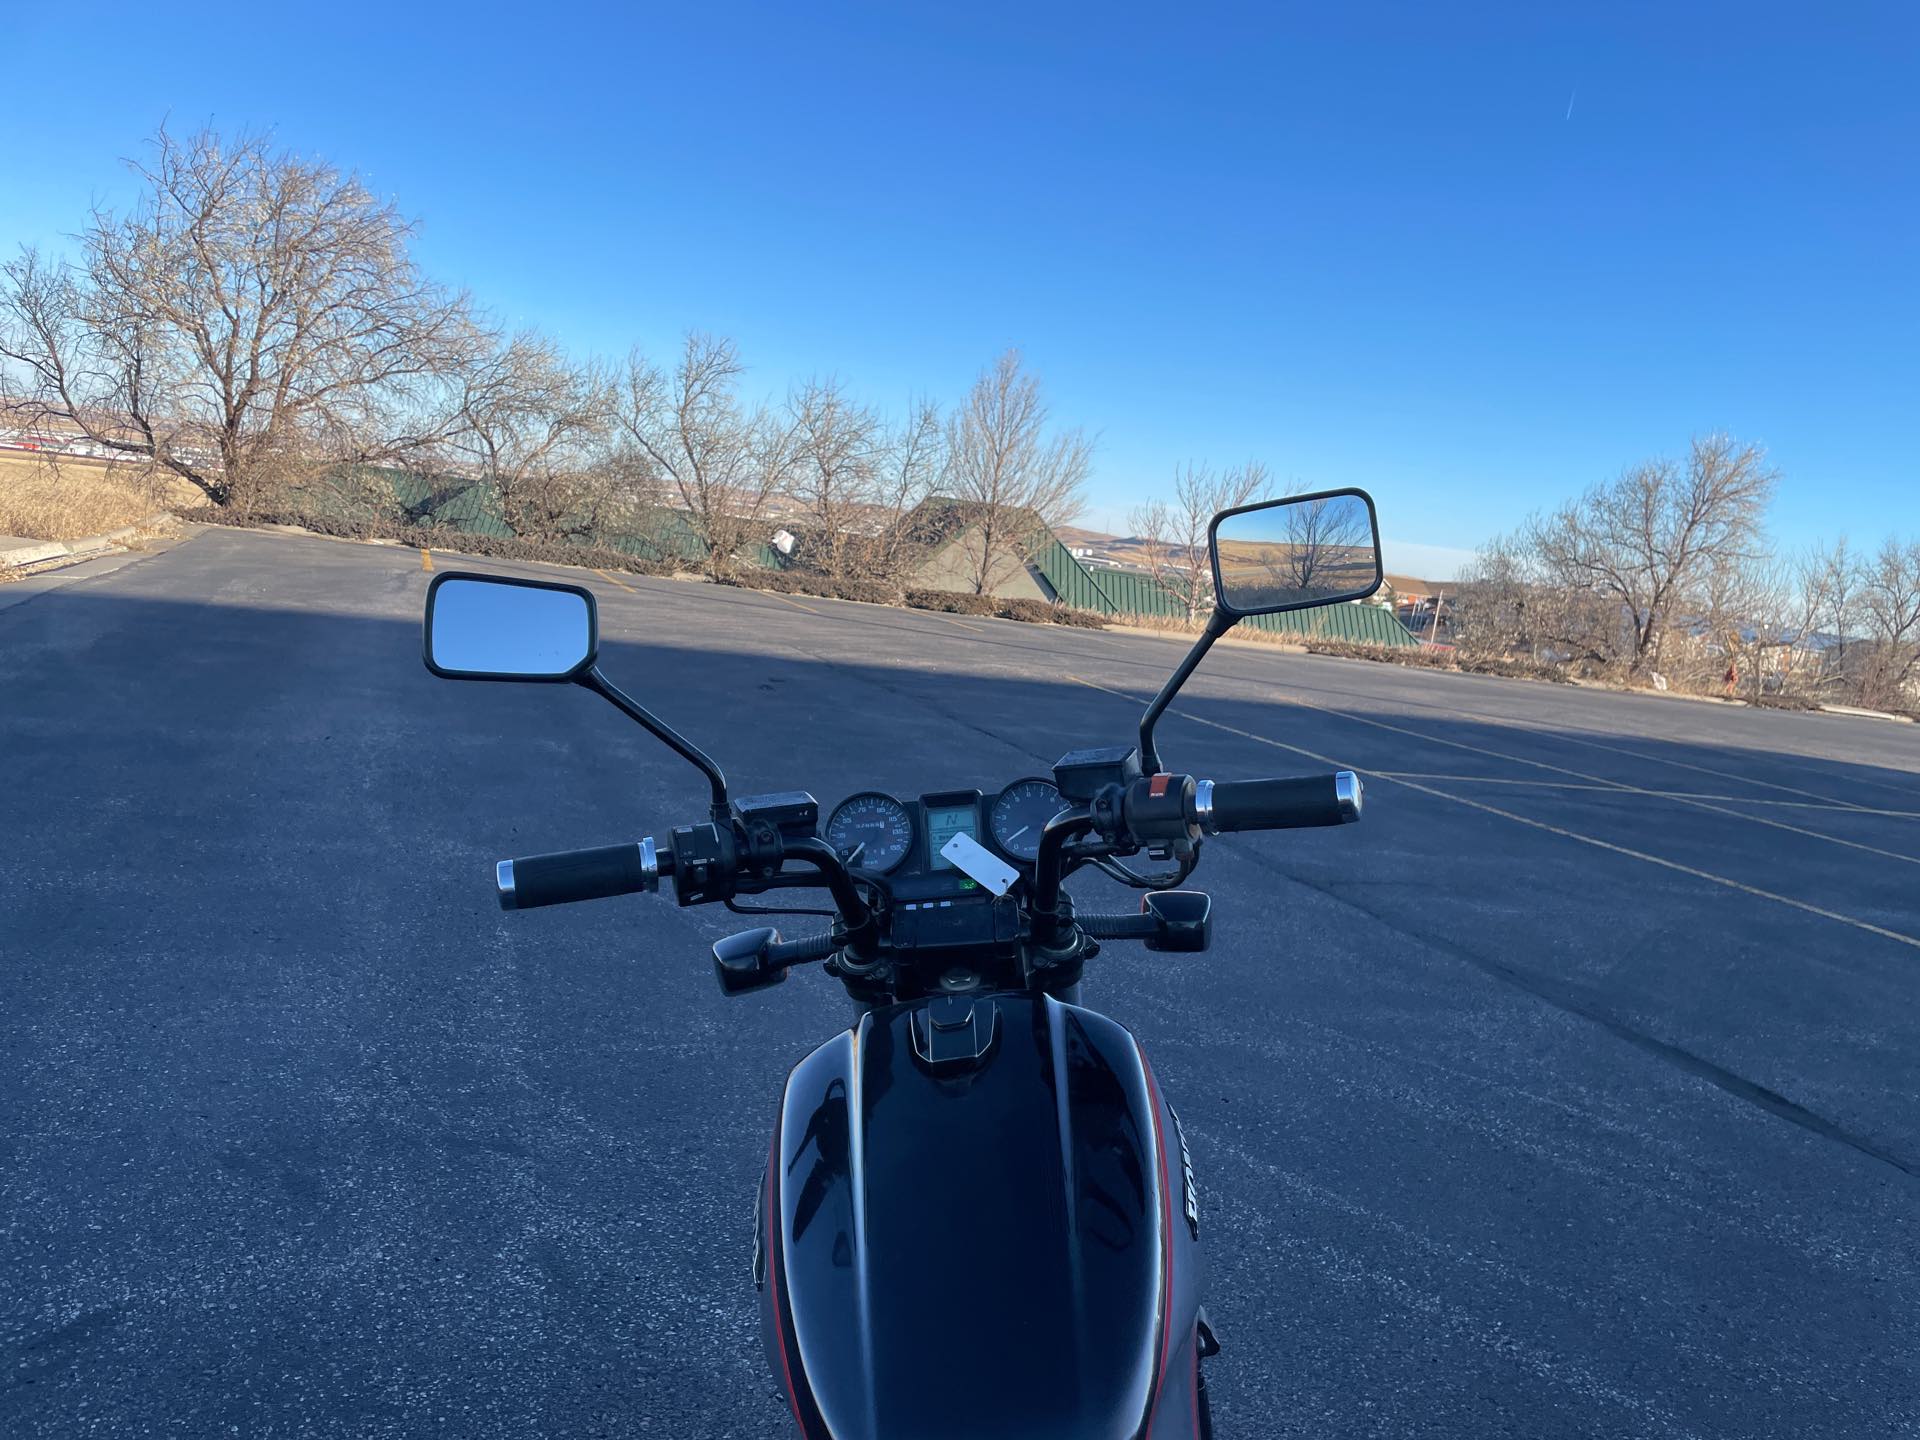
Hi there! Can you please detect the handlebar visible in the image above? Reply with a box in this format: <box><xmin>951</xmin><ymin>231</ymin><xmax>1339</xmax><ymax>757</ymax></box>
<box><xmin>769</xmin><ymin>931</ymin><xmax>839</xmax><ymax>965</ymax></box>
<box><xmin>496</xmin><ymin>840</ymin><xmax>664</xmax><ymax>910</ymax></box>
<box><xmin>1076</xmin><ymin>911</ymin><xmax>1161</xmax><ymax>940</ymax></box>
<box><xmin>1195</xmin><ymin>772</ymin><xmax>1362</xmax><ymax>832</ymax></box>
<box><xmin>493</xmin><ymin>771</ymin><xmax>1361</xmax><ymax>956</ymax></box>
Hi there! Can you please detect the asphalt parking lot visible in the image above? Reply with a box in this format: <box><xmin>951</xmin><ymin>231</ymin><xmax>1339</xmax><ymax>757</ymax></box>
<box><xmin>5</xmin><ymin>526</ymin><xmax>1918</xmax><ymax>1438</ymax></box>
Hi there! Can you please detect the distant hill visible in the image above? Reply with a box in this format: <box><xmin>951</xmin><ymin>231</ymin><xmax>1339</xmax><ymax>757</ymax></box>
<box><xmin>1057</xmin><ymin>522</ymin><xmax>1447</xmax><ymax>597</ymax></box>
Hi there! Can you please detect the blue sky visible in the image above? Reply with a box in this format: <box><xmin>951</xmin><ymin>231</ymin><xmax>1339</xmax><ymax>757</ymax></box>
<box><xmin>4</xmin><ymin>2</ymin><xmax>1915</xmax><ymax>578</ymax></box>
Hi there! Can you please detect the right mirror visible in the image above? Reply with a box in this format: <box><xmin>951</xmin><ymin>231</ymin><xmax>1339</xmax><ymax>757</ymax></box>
<box><xmin>1209</xmin><ymin>488</ymin><xmax>1383</xmax><ymax>618</ymax></box>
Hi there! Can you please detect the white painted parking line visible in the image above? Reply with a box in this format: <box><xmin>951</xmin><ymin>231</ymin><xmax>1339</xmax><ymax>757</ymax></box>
<box><xmin>1194</xmin><ymin>679</ymin><xmax>1920</xmax><ymax>869</ymax></box>
<box><xmin>1372</xmin><ymin>773</ymin><xmax>1920</xmax><ymax>820</ymax></box>
<box><xmin>1070</xmin><ymin>675</ymin><xmax>1920</xmax><ymax>954</ymax></box>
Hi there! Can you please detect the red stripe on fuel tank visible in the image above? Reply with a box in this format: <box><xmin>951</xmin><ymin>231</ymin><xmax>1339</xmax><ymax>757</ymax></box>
<box><xmin>766</xmin><ymin>1116</ymin><xmax>808</xmax><ymax>1434</ymax></box>
<box><xmin>1137</xmin><ymin>1047</ymin><xmax>1179</xmax><ymax>1439</ymax></box>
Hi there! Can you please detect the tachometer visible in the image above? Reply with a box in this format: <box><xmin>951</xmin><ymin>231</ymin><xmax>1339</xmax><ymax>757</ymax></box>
<box><xmin>824</xmin><ymin>791</ymin><xmax>915</xmax><ymax>874</ymax></box>
<box><xmin>989</xmin><ymin>778</ymin><xmax>1069</xmax><ymax>862</ymax></box>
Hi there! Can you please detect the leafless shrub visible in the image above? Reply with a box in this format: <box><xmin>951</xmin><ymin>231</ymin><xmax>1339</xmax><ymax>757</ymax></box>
<box><xmin>719</xmin><ymin>569</ymin><xmax>905</xmax><ymax>605</ymax></box>
<box><xmin>905</xmin><ymin>588</ymin><xmax>1000</xmax><ymax>616</ymax></box>
<box><xmin>174</xmin><ymin>505</ymin><xmax>674</xmax><ymax>576</ymax></box>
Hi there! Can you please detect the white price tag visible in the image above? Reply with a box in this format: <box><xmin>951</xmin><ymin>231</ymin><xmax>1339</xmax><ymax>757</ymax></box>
<box><xmin>939</xmin><ymin>831</ymin><xmax>1019</xmax><ymax>897</ymax></box>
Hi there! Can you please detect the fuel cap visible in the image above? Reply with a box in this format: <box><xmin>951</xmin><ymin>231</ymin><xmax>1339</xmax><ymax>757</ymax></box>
<box><xmin>910</xmin><ymin>996</ymin><xmax>1000</xmax><ymax>1071</ymax></box>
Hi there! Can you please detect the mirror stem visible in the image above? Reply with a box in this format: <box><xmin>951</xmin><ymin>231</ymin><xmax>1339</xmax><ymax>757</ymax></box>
<box><xmin>1139</xmin><ymin>610</ymin><xmax>1233</xmax><ymax>774</ymax></box>
<box><xmin>579</xmin><ymin>666</ymin><xmax>731</xmax><ymax>821</ymax></box>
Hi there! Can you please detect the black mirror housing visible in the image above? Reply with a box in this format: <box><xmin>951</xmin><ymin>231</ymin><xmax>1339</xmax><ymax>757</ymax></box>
<box><xmin>1208</xmin><ymin>487</ymin><xmax>1384</xmax><ymax>620</ymax></box>
<box><xmin>423</xmin><ymin>571</ymin><xmax>599</xmax><ymax>682</ymax></box>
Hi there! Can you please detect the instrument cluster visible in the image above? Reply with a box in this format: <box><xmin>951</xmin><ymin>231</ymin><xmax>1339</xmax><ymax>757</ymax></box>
<box><xmin>823</xmin><ymin>779</ymin><xmax>1071</xmax><ymax>876</ymax></box>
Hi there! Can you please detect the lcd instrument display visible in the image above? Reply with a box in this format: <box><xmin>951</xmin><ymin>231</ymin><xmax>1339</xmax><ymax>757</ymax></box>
<box><xmin>924</xmin><ymin>803</ymin><xmax>979</xmax><ymax>870</ymax></box>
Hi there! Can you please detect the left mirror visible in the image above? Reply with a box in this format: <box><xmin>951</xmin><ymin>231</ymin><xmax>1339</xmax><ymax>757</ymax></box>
<box><xmin>423</xmin><ymin>573</ymin><xmax>598</xmax><ymax>682</ymax></box>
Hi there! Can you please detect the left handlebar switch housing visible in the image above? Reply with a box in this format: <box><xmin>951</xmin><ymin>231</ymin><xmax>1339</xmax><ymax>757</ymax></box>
<box><xmin>669</xmin><ymin>821</ymin><xmax>740</xmax><ymax>907</ymax></box>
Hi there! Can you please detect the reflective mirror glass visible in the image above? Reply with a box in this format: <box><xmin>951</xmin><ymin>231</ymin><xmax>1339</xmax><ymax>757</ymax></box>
<box><xmin>426</xmin><ymin>576</ymin><xmax>595</xmax><ymax>679</ymax></box>
<box><xmin>1211</xmin><ymin>492</ymin><xmax>1381</xmax><ymax>616</ymax></box>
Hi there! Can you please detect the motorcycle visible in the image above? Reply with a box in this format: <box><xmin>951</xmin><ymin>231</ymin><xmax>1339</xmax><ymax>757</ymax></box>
<box><xmin>422</xmin><ymin>488</ymin><xmax>1384</xmax><ymax>1438</ymax></box>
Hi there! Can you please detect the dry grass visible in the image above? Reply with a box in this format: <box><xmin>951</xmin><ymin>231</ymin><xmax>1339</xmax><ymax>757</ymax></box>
<box><xmin>0</xmin><ymin>454</ymin><xmax>195</xmax><ymax>541</ymax></box>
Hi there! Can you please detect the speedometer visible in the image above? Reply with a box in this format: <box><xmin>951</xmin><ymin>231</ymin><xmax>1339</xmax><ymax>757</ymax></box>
<box><xmin>824</xmin><ymin>792</ymin><xmax>915</xmax><ymax>874</ymax></box>
<box><xmin>989</xmin><ymin>778</ymin><xmax>1069</xmax><ymax>862</ymax></box>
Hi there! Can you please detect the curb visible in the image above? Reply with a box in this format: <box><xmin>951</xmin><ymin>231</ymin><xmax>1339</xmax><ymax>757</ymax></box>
<box><xmin>0</xmin><ymin>511</ymin><xmax>175</xmax><ymax>569</ymax></box>
<box><xmin>1817</xmin><ymin>703</ymin><xmax>1915</xmax><ymax>725</ymax></box>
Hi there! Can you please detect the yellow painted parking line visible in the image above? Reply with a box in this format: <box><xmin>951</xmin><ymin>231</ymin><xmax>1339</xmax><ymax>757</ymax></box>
<box><xmin>766</xmin><ymin>590</ymin><xmax>819</xmax><ymax>615</ymax></box>
<box><xmin>420</xmin><ymin>548</ymin><xmax>432</xmax><ymax>571</ymax></box>
<box><xmin>932</xmin><ymin>612</ymin><xmax>989</xmax><ymax>634</ymax></box>
<box><xmin>1068</xmin><ymin>676</ymin><xmax>1920</xmax><ymax>953</ymax></box>
<box><xmin>593</xmin><ymin>567</ymin><xmax>637</xmax><ymax>594</ymax></box>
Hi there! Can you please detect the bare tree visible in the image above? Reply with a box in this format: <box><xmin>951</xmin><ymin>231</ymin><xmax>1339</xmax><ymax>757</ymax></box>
<box><xmin>443</xmin><ymin>331</ymin><xmax>614</xmax><ymax>540</ymax></box>
<box><xmin>1696</xmin><ymin>553</ymin><xmax>1821</xmax><ymax>700</ymax></box>
<box><xmin>615</xmin><ymin>333</ymin><xmax>789</xmax><ymax>576</ymax></box>
<box><xmin>1277</xmin><ymin>491</ymin><xmax>1373</xmax><ymax>593</ymax></box>
<box><xmin>1450</xmin><ymin>534</ymin><xmax>1531</xmax><ymax>659</ymax></box>
<box><xmin>1454</xmin><ymin>529</ymin><xmax>1634</xmax><ymax>669</ymax></box>
<box><xmin>1127</xmin><ymin>461</ymin><xmax>1273</xmax><ymax>622</ymax></box>
<box><xmin>786</xmin><ymin>376</ymin><xmax>883</xmax><ymax>577</ymax></box>
<box><xmin>0</xmin><ymin>126</ymin><xmax>477</xmax><ymax>512</ymax></box>
<box><xmin>1857</xmin><ymin>537</ymin><xmax>1920</xmax><ymax>709</ymax></box>
<box><xmin>1522</xmin><ymin>434</ymin><xmax>1779</xmax><ymax>673</ymax></box>
<box><xmin>943</xmin><ymin>350</ymin><xmax>1091</xmax><ymax>594</ymax></box>
<box><xmin>1790</xmin><ymin>538</ymin><xmax>1862</xmax><ymax>695</ymax></box>
<box><xmin>867</xmin><ymin>396</ymin><xmax>945</xmax><ymax>579</ymax></box>
<box><xmin>1803</xmin><ymin>539</ymin><xmax>1861</xmax><ymax>640</ymax></box>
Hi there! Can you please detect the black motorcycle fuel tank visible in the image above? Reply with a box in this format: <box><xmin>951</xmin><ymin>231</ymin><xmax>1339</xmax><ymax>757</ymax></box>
<box><xmin>757</xmin><ymin>993</ymin><xmax>1206</xmax><ymax>1440</ymax></box>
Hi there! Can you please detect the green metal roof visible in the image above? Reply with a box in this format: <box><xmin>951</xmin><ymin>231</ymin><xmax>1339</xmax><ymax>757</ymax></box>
<box><xmin>1240</xmin><ymin>601</ymin><xmax>1419</xmax><ymax>645</ymax></box>
<box><xmin>290</xmin><ymin>474</ymin><xmax>1415</xmax><ymax>640</ymax></box>
<box><xmin>1026</xmin><ymin>530</ymin><xmax>1417</xmax><ymax>645</ymax></box>
<box><xmin>297</xmin><ymin>467</ymin><xmax>778</xmax><ymax>567</ymax></box>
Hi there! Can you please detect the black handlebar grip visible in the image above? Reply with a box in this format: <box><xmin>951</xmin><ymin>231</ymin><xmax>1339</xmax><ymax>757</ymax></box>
<box><xmin>497</xmin><ymin>840</ymin><xmax>660</xmax><ymax>910</ymax></box>
<box><xmin>1200</xmin><ymin>772</ymin><xmax>1363</xmax><ymax>833</ymax></box>
<box><xmin>768</xmin><ymin>932</ymin><xmax>839</xmax><ymax>966</ymax></box>
<box><xmin>1077</xmin><ymin>912</ymin><xmax>1161</xmax><ymax>940</ymax></box>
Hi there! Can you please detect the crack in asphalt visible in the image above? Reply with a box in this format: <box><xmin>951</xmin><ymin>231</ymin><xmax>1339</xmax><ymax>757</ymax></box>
<box><xmin>1058</xmin><ymin>676</ymin><xmax>1920</xmax><ymax>1186</ymax></box>
<box><xmin>1306</xmin><ymin>869</ymin><xmax>1920</xmax><ymax>1184</ymax></box>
